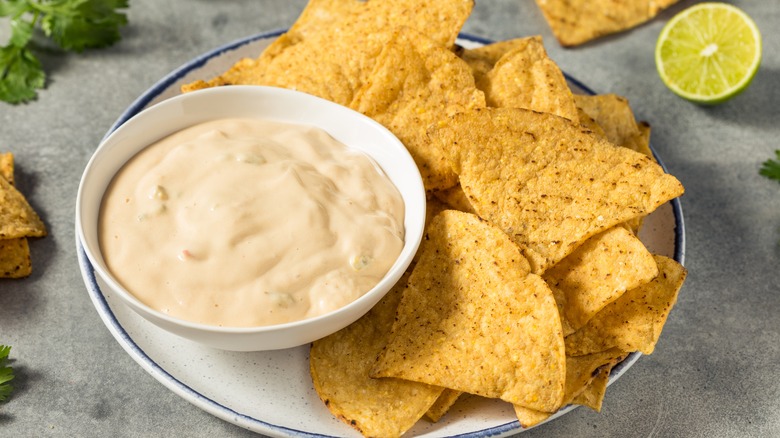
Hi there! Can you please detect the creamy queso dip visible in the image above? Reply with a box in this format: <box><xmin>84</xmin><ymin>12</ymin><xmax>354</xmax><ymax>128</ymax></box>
<box><xmin>99</xmin><ymin>118</ymin><xmax>405</xmax><ymax>327</ymax></box>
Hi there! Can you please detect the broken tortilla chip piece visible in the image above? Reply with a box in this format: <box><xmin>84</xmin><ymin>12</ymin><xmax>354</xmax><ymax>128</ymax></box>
<box><xmin>534</xmin><ymin>0</ymin><xmax>681</xmax><ymax>47</ymax></box>
<box><xmin>182</xmin><ymin>0</ymin><xmax>474</xmax><ymax>106</ymax></box>
<box><xmin>310</xmin><ymin>272</ymin><xmax>443</xmax><ymax>438</ymax></box>
<box><xmin>424</xmin><ymin>388</ymin><xmax>463</xmax><ymax>422</ymax></box>
<box><xmin>571</xmin><ymin>362</ymin><xmax>612</xmax><ymax>413</ymax></box>
<box><xmin>474</xmin><ymin>36</ymin><xmax>579</xmax><ymax>122</ymax></box>
<box><xmin>0</xmin><ymin>172</ymin><xmax>46</xmax><ymax>239</ymax></box>
<box><xmin>0</xmin><ymin>237</ymin><xmax>32</xmax><ymax>278</ymax></box>
<box><xmin>0</xmin><ymin>153</ymin><xmax>14</xmax><ymax>185</ymax></box>
<box><xmin>544</xmin><ymin>225</ymin><xmax>659</xmax><ymax>335</ymax></box>
<box><xmin>373</xmin><ymin>210</ymin><xmax>566</xmax><ymax>413</ymax></box>
<box><xmin>433</xmin><ymin>107</ymin><xmax>684</xmax><ymax>274</ymax></box>
<box><xmin>350</xmin><ymin>27</ymin><xmax>485</xmax><ymax>192</ymax></box>
<box><xmin>565</xmin><ymin>255</ymin><xmax>687</xmax><ymax>356</ymax></box>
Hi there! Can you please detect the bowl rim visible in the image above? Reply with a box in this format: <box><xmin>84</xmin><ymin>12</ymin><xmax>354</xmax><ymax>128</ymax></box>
<box><xmin>75</xmin><ymin>85</ymin><xmax>426</xmax><ymax>335</ymax></box>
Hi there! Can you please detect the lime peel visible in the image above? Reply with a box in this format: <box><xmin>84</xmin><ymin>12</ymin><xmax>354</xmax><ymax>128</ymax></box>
<box><xmin>655</xmin><ymin>2</ymin><xmax>762</xmax><ymax>105</ymax></box>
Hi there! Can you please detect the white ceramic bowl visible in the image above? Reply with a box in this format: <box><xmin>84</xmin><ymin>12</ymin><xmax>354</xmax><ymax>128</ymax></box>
<box><xmin>76</xmin><ymin>85</ymin><xmax>426</xmax><ymax>351</ymax></box>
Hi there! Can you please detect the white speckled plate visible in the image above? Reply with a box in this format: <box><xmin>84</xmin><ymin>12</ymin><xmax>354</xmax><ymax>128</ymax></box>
<box><xmin>76</xmin><ymin>31</ymin><xmax>685</xmax><ymax>438</ymax></box>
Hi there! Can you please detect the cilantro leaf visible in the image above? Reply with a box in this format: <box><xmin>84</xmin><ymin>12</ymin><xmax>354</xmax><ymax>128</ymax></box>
<box><xmin>0</xmin><ymin>345</ymin><xmax>14</xmax><ymax>402</ymax></box>
<box><xmin>39</xmin><ymin>0</ymin><xmax>129</xmax><ymax>52</ymax></box>
<box><xmin>0</xmin><ymin>44</ymin><xmax>46</xmax><ymax>104</ymax></box>
<box><xmin>0</xmin><ymin>0</ymin><xmax>128</xmax><ymax>104</ymax></box>
<box><xmin>760</xmin><ymin>150</ymin><xmax>780</xmax><ymax>184</ymax></box>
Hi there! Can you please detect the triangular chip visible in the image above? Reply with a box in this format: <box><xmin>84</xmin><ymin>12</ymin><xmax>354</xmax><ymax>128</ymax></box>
<box><xmin>475</xmin><ymin>36</ymin><xmax>578</xmax><ymax>122</ymax></box>
<box><xmin>544</xmin><ymin>226</ymin><xmax>659</xmax><ymax>335</ymax></box>
<box><xmin>373</xmin><ymin>210</ymin><xmax>566</xmax><ymax>412</ymax></box>
<box><xmin>0</xmin><ymin>176</ymin><xmax>46</xmax><ymax>239</ymax></box>
<box><xmin>565</xmin><ymin>255</ymin><xmax>687</xmax><ymax>356</ymax></box>
<box><xmin>350</xmin><ymin>27</ymin><xmax>485</xmax><ymax>191</ymax></box>
<box><xmin>433</xmin><ymin>107</ymin><xmax>684</xmax><ymax>273</ymax></box>
<box><xmin>310</xmin><ymin>272</ymin><xmax>443</xmax><ymax>438</ymax></box>
<box><xmin>534</xmin><ymin>0</ymin><xmax>681</xmax><ymax>47</ymax></box>
<box><xmin>182</xmin><ymin>0</ymin><xmax>474</xmax><ymax>106</ymax></box>
<box><xmin>513</xmin><ymin>348</ymin><xmax>627</xmax><ymax>427</ymax></box>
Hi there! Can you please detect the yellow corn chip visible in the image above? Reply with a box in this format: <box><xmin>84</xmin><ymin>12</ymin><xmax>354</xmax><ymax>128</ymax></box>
<box><xmin>0</xmin><ymin>152</ymin><xmax>14</xmax><ymax>185</ymax></box>
<box><xmin>0</xmin><ymin>237</ymin><xmax>32</xmax><ymax>278</ymax></box>
<box><xmin>373</xmin><ymin>210</ymin><xmax>566</xmax><ymax>413</ymax></box>
<box><xmin>544</xmin><ymin>226</ymin><xmax>659</xmax><ymax>335</ymax></box>
<box><xmin>565</xmin><ymin>255</ymin><xmax>686</xmax><ymax>356</ymax></box>
<box><xmin>574</xmin><ymin>93</ymin><xmax>653</xmax><ymax>158</ymax></box>
<box><xmin>514</xmin><ymin>348</ymin><xmax>627</xmax><ymax>427</ymax></box>
<box><xmin>475</xmin><ymin>36</ymin><xmax>579</xmax><ymax>122</ymax></box>
<box><xmin>434</xmin><ymin>107</ymin><xmax>684</xmax><ymax>273</ymax></box>
<box><xmin>571</xmin><ymin>362</ymin><xmax>612</xmax><ymax>412</ymax></box>
<box><xmin>350</xmin><ymin>27</ymin><xmax>485</xmax><ymax>192</ymax></box>
<box><xmin>182</xmin><ymin>0</ymin><xmax>474</xmax><ymax>105</ymax></box>
<box><xmin>310</xmin><ymin>272</ymin><xmax>443</xmax><ymax>438</ymax></box>
<box><xmin>431</xmin><ymin>184</ymin><xmax>476</xmax><ymax>215</ymax></box>
<box><xmin>0</xmin><ymin>173</ymin><xmax>46</xmax><ymax>239</ymax></box>
<box><xmin>534</xmin><ymin>0</ymin><xmax>681</xmax><ymax>47</ymax></box>
<box><xmin>460</xmin><ymin>38</ymin><xmax>529</xmax><ymax>84</ymax></box>
<box><xmin>424</xmin><ymin>388</ymin><xmax>463</xmax><ymax>422</ymax></box>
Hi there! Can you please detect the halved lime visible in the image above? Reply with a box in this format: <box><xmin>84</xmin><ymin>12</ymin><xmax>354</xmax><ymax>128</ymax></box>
<box><xmin>655</xmin><ymin>2</ymin><xmax>762</xmax><ymax>104</ymax></box>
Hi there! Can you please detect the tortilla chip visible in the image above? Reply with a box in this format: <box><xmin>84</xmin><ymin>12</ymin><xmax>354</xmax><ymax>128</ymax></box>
<box><xmin>534</xmin><ymin>0</ymin><xmax>681</xmax><ymax>47</ymax></box>
<box><xmin>182</xmin><ymin>0</ymin><xmax>474</xmax><ymax>105</ymax></box>
<box><xmin>373</xmin><ymin>210</ymin><xmax>566</xmax><ymax>413</ymax></box>
<box><xmin>0</xmin><ymin>176</ymin><xmax>46</xmax><ymax>239</ymax></box>
<box><xmin>543</xmin><ymin>226</ymin><xmax>659</xmax><ymax>335</ymax></box>
<box><xmin>513</xmin><ymin>348</ymin><xmax>626</xmax><ymax>427</ymax></box>
<box><xmin>424</xmin><ymin>388</ymin><xmax>462</xmax><ymax>422</ymax></box>
<box><xmin>577</xmin><ymin>107</ymin><xmax>607</xmax><ymax>139</ymax></box>
<box><xmin>475</xmin><ymin>36</ymin><xmax>578</xmax><ymax>122</ymax></box>
<box><xmin>0</xmin><ymin>237</ymin><xmax>32</xmax><ymax>278</ymax></box>
<box><xmin>350</xmin><ymin>27</ymin><xmax>485</xmax><ymax>192</ymax></box>
<box><xmin>433</xmin><ymin>107</ymin><xmax>684</xmax><ymax>273</ymax></box>
<box><xmin>0</xmin><ymin>153</ymin><xmax>14</xmax><ymax>185</ymax></box>
<box><xmin>310</xmin><ymin>272</ymin><xmax>443</xmax><ymax>438</ymax></box>
<box><xmin>460</xmin><ymin>38</ymin><xmax>529</xmax><ymax>84</ymax></box>
<box><xmin>573</xmin><ymin>94</ymin><xmax>653</xmax><ymax>158</ymax></box>
<box><xmin>565</xmin><ymin>255</ymin><xmax>686</xmax><ymax>356</ymax></box>
<box><xmin>431</xmin><ymin>184</ymin><xmax>476</xmax><ymax>215</ymax></box>
<box><xmin>571</xmin><ymin>362</ymin><xmax>612</xmax><ymax>412</ymax></box>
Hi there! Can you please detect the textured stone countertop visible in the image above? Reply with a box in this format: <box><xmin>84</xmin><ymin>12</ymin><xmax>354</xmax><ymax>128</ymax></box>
<box><xmin>1</xmin><ymin>1</ymin><xmax>778</xmax><ymax>437</ymax></box>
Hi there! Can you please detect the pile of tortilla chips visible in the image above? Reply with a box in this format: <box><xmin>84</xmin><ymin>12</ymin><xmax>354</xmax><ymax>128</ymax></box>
<box><xmin>0</xmin><ymin>153</ymin><xmax>47</xmax><ymax>278</ymax></box>
<box><xmin>534</xmin><ymin>0</ymin><xmax>682</xmax><ymax>47</ymax></box>
<box><xmin>183</xmin><ymin>1</ymin><xmax>687</xmax><ymax>436</ymax></box>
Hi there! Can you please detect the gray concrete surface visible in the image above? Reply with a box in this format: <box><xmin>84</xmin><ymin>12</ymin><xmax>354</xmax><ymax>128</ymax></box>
<box><xmin>1</xmin><ymin>1</ymin><xmax>778</xmax><ymax>436</ymax></box>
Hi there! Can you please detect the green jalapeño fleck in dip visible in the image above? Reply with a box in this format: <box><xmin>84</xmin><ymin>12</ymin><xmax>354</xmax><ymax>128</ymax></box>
<box><xmin>99</xmin><ymin>118</ymin><xmax>405</xmax><ymax>327</ymax></box>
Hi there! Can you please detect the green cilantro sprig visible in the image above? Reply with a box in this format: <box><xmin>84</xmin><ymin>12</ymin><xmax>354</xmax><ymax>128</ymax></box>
<box><xmin>0</xmin><ymin>345</ymin><xmax>14</xmax><ymax>402</ymax></box>
<box><xmin>760</xmin><ymin>150</ymin><xmax>780</xmax><ymax>184</ymax></box>
<box><xmin>0</xmin><ymin>0</ymin><xmax>129</xmax><ymax>104</ymax></box>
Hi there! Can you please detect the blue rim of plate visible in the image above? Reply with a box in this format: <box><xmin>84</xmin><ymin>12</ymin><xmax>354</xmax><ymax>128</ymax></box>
<box><xmin>77</xmin><ymin>29</ymin><xmax>686</xmax><ymax>438</ymax></box>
